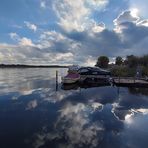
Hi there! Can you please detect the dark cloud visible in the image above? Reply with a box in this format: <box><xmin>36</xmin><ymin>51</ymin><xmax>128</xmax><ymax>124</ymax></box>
<box><xmin>63</xmin><ymin>29</ymin><xmax>122</xmax><ymax>57</ymax></box>
<box><xmin>120</xmin><ymin>22</ymin><xmax>148</xmax><ymax>44</ymax></box>
<box><xmin>114</xmin><ymin>10</ymin><xmax>139</xmax><ymax>25</ymax></box>
<box><xmin>116</xmin><ymin>22</ymin><xmax>148</xmax><ymax>55</ymax></box>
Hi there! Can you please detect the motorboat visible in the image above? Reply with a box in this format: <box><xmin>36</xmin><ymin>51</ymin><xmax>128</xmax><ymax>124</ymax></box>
<box><xmin>68</xmin><ymin>65</ymin><xmax>80</xmax><ymax>73</ymax></box>
<box><xmin>78</xmin><ymin>66</ymin><xmax>111</xmax><ymax>76</ymax></box>
<box><xmin>61</xmin><ymin>82</ymin><xmax>79</xmax><ymax>90</ymax></box>
<box><xmin>61</xmin><ymin>73</ymin><xmax>80</xmax><ymax>84</ymax></box>
<box><xmin>61</xmin><ymin>65</ymin><xmax>80</xmax><ymax>84</ymax></box>
<box><xmin>61</xmin><ymin>65</ymin><xmax>110</xmax><ymax>84</ymax></box>
<box><xmin>61</xmin><ymin>81</ymin><xmax>110</xmax><ymax>90</ymax></box>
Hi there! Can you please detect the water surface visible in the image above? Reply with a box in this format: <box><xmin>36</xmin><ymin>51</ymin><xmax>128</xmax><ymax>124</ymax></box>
<box><xmin>0</xmin><ymin>68</ymin><xmax>148</xmax><ymax>148</ymax></box>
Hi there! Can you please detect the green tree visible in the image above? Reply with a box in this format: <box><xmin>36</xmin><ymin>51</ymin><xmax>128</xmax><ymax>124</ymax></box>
<box><xmin>126</xmin><ymin>55</ymin><xmax>138</xmax><ymax>68</ymax></box>
<box><xmin>139</xmin><ymin>55</ymin><xmax>148</xmax><ymax>67</ymax></box>
<box><xmin>96</xmin><ymin>56</ymin><xmax>109</xmax><ymax>68</ymax></box>
<box><xmin>115</xmin><ymin>56</ymin><xmax>123</xmax><ymax>65</ymax></box>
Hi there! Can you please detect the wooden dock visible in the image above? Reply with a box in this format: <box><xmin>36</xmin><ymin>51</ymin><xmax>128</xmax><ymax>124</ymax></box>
<box><xmin>113</xmin><ymin>78</ymin><xmax>148</xmax><ymax>87</ymax></box>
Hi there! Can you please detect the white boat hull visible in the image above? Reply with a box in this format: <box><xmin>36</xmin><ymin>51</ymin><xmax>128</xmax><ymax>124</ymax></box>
<box><xmin>61</xmin><ymin>77</ymin><xmax>80</xmax><ymax>84</ymax></box>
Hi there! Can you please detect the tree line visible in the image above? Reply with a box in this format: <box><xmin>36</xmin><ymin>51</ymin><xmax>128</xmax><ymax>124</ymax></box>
<box><xmin>95</xmin><ymin>55</ymin><xmax>148</xmax><ymax>76</ymax></box>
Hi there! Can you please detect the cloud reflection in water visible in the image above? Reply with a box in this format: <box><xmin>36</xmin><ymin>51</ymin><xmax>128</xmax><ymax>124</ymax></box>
<box><xmin>0</xmin><ymin>69</ymin><xmax>148</xmax><ymax>148</ymax></box>
<box><xmin>33</xmin><ymin>102</ymin><xmax>104</xmax><ymax>148</ymax></box>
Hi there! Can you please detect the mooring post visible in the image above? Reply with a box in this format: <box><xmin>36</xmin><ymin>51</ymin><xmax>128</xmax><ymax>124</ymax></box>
<box><xmin>117</xmin><ymin>86</ymin><xmax>120</xmax><ymax>96</ymax></box>
<box><xmin>118</xmin><ymin>75</ymin><xmax>120</xmax><ymax>83</ymax></box>
<box><xmin>56</xmin><ymin>70</ymin><xmax>58</xmax><ymax>91</ymax></box>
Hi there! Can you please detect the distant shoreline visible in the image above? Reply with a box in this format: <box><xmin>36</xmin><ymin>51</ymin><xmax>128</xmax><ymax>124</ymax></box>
<box><xmin>0</xmin><ymin>64</ymin><xmax>68</xmax><ymax>68</ymax></box>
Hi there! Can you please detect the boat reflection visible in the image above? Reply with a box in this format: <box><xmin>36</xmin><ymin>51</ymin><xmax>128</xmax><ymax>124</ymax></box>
<box><xmin>61</xmin><ymin>82</ymin><xmax>111</xmax><ymax>90</ymax></box>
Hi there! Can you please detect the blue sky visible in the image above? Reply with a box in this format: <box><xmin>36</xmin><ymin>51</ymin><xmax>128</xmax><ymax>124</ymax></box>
<box><xmin>0</xmin><ymin>0</ymin><xmax>148</xmax><ymax>65</ymax></box>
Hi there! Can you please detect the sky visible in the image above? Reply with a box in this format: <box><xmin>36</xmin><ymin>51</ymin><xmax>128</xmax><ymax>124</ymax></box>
<box><xmin>0</xmin><ymin>0</ymin><xmax>148</xmax><ymax>65</ymax></box>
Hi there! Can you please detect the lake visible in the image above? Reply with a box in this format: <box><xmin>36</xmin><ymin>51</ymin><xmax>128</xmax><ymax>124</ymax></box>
<box><xmin>0</xmin><ymin>68</ymin><xmax>148</xmax><ymax>148</ymax></box>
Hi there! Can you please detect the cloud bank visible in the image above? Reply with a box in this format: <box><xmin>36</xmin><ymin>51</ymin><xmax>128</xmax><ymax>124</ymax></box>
<box><xmin>0</xmin><ymin>0</ymin><xmax>148</xmax><ymax>65</ymax></box>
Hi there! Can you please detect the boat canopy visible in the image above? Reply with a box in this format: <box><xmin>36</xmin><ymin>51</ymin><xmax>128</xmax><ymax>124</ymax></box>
<box><xmin>78</xmin><ymin>66</ymin><xmax>110</xmax><ymax>75</ymax></box>
<box><xmin>68</xmin><ymin>65</ymin><xmax>80</xmax><ymax>71</ymax></box>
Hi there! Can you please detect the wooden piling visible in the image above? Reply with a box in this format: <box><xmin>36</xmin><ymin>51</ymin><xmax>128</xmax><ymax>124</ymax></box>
<box><xmin>56</xmin><ymin>70</ymin><xmax>58</xmax><ymax>91</ymax></box>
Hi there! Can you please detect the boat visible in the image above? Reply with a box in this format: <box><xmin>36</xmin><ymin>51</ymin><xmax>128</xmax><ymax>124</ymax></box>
<box><xmin>61</xmin><ymin>65</ymin><xmax>80</xmax><ymax>84</ymax></box>
<box><xmin>61</xmin><ymin>65</ymin><xmax>111</xmax><ymax>84</ymax></box>
<box><xmin>61</xmin><ymin>73</ymin><xmax>80</xmax><ymax>84</ymax></box>
<box><xmin>61</xmin><ymin>82</ymin><xmax>79</xmax><ymax>90</ymax></box>
<box><xmin>61</xmin><ymin>81</ymin><xmax>110</xmax><ymax>90</ymax></box>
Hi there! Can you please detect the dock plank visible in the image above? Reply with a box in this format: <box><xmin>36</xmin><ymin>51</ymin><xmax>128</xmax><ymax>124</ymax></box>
<box><xmin>113</xmin><ymin>78</ymin><xmax>148</xmax><ymax>87</ymax></box>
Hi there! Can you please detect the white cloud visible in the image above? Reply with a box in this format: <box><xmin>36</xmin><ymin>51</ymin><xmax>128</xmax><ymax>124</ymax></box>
<box><xmin>112</xmin><ymin>9</ymin><xmax>148</xmax><ymax>57</ymax></box>
<box><xmin>26</xmin><ymin>100</ymin><xmax>38</xmax><ymax>110</ymax></box>
<box><xmin>114</xmin><ymin>10</ymin><xmax>139</xmax><ymax>26</ymax></box>
<box><xmin>86</xmin><ymin>0</ymin><xmax>108</xmax><ymax>10</ymax></box>
<box><xmin>9</xmin><ymin>32</ymin><xmax>34</xmax><ymax>47</ymax></box>
<box><xmin>0</xmin><ymin>42</ymin><xmax>75</xmax><ymax>65</ymax></box>
<box><xmin>137</xmin><ymin>20</ymin><xmax>148</xmax><ymax>27</ymax></box>
<box><xmin>9</xmin><ymin>32</ymin><xmax>19</xmax><ymax>40</ymax></box>
<box><xmin>55</xmin><ymin>52</ymin><xmax>73</xmax><ymax>61</ymax></box>
<box><xmin>19</xmin><ymin>37</ymin><xmax>34</xmax><ymax>46</ymax></box>
<box><xmin>113</xmin><ymin>9</ymin><xmax>140</xmax><ymax>33</ymax></box>
<box><xmin>129</xmin><ymin>0</ymin><xmax>148</xmax><ymax>18</ymax></box>
<box><xmin>130</xmin><ymin>8</ymin><xmax>139</xmax><ymax>18</ymax></box>
<box><xmin>11</xmin><ymin>24</ymin><xmax>22</xmax><ymax>29</ymax></box>
<box><xmin>0</xmin><ymin>44</ymin><xmax>26</xmax><ymax>64</ymax></box>
<box><xmin>91</xmin><ymin>22</ymin><xmax>105</xmax><ymax>33</ymax></box>
<box><xmin>53</xmin><ymin>0</ymin><xmax>89</xmax><ymax>32</ymax></box>
<box><xmin>38</xmin><ymin>30</ymin><xmax>78</xmax><ymax>55</ymax></box>
<box><xmin>24</xmin><ymin>21</ymin><xmax>37</xmax><ymax>32</ymax></box>
<box><xmin>40</xmin><ymin>31</ymin><xmax>65</xmax><ymax>41</ymax></box>
<box><xmin>40</xmin><ymin>1</ymin><xmax>46</xmax><ymax>8</ymax></box>
<box><xmin>3</xmin><ymin>3</ymin><xmax>148</xmax><ymax>66</ymax></box>
<box><xmin>83</xmin><ymin>56</ymin><xmax>96</xmax><ymax>66</ymax></box>
<box><xmin>53</xmin><ymin>0</ymin><xmax>108</xmax><ymax>32</ymax></box>
<box><xmin>54</xmin><ymin>103</ymin><xmax>104</xmax><ymax>147</ymax></box>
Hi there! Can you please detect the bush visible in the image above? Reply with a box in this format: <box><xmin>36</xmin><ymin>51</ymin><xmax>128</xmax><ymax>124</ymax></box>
<box><xmin>142</xmin><ymin>66</ymin><xmax>148</xmax><ymax>76</ymax></box>
<box><xmin>111</xmin><ymin>66</ymin><xmax>136</xmax><ymax>77</ymax></box>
